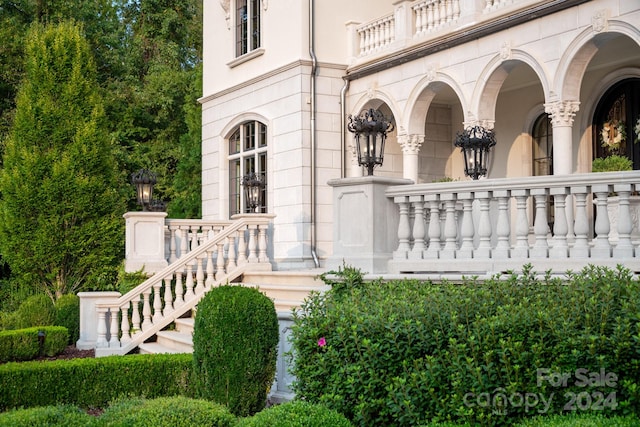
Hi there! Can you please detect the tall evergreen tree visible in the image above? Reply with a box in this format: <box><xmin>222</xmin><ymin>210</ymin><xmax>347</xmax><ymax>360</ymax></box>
<box><xmin>0</xmin><ymin>22</ymin><xmax>127</xmax><ymax>300</ymax></box>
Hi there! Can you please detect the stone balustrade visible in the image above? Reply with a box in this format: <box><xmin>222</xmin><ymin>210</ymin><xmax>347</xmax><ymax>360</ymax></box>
<box><xmin>386</xmin><ymin>171</ymin><xmax>640</xmax><ymax>275</ymax></box>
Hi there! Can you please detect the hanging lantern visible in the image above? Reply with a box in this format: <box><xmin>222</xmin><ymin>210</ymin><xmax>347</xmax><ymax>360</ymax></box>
<box><xmin>454</xmin><ymin>125</ymin><xmax>497</xmax><ymax>180</ymax></box>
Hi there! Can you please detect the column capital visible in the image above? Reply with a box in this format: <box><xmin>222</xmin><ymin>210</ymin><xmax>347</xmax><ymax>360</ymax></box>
<box><xmin>544</xmin><ymin>101</ymin><xmax>580</xmax><ymax>127</ymax></box>
<box><xmin>398</xmin><ymin>134</ymin><xmax>424</xmax><ymax>154</ymax></box>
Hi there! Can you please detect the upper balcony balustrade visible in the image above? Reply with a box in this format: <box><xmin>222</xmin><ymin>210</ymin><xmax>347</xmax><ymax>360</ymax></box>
<box><xmin>347</xmin><ymin>0</ymin><xmax>576</xmax><ymax>67</ymax></box>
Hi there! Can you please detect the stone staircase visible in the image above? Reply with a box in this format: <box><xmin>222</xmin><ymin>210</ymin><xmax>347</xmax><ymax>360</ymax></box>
<box><xmin>137</xmin><ymin>270</ymin><xmax>328</xmax><ymax>356</ymax></box>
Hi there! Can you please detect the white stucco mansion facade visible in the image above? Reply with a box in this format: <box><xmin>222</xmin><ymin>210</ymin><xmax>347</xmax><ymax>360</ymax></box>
<box><xmin>201</xmin><ymin>0</ymin><xmax>640</xmax><ymax>272</ymax></box>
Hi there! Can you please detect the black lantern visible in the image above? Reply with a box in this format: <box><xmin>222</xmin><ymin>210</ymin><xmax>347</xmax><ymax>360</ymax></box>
<box><xmin>131</xmin><ymin>169</ymin><xmax>157</xmax><ymax>211</ymax></box>
<box><xmin>241</xmin><ymin>172</ymin><xmax>265</xmax><ymax>213</ymax></box>
<box><xmin>347</xmin><ymin>108</ymin><xmax>395</xmax><ymax>176</ymax></box>
<box><xmin>454</xmin><ymin>125</ymin><xmax>497</xmax><ymax>180</ymax></box>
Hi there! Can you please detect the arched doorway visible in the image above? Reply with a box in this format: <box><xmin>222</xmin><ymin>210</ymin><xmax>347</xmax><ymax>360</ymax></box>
<box><xmin>593</xmin><ymin>78</ymin><xmax>640</xmax><ymax>169</ymax></box>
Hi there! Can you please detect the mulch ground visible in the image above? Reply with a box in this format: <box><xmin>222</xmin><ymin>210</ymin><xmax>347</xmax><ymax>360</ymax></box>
<box><xmin>34</xmin><ymin>345</ymin><xmax>95</xmax><ymax>362</ymax></box>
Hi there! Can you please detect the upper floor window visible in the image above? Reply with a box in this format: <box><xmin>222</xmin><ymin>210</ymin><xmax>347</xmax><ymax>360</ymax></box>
<box><xmin>236</xmin><ymin>0</ymin><xmax>261</xmax><ymax>57</ymax></box>
<box><xmin>229</xmin><ymin>121</ymin><xmax>267</xmax><ymax>215</ymax></box>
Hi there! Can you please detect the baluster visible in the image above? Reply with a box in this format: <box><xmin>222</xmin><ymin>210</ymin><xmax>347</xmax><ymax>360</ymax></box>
<box><xmin>408</xmin><ymin>196</ymin><xmax>425</xmax><ymax>259</ymax></box>
<box><xmin>427</xmin><ymin>3</ymin><xmax>434</xmax><ymax>31</ymax></box>
<box><xmin>174</xmin><ymin>268</ymin><xmax>184</xmax><ymax>305</ymax></box>
<box><xmin>592</xmin><ymin>185</ymin><xmax>612</xmax><ymax>258</ymax></box>
<box><xmin>424</xmin><ymin>195</ymin><xmax>441</xmax><ymax>259</ymax></box>
<box><xmin>493</xmin><ymin>190</ymin><xmax>511</xmax><ymax>259</ymax></box>
<box><xmin>441</xmin><ymin>194</ymin><xmax>458</xmax><ymax>259</ymax></box>
<box><xmin>550</xmin><ymin>187</ymin><xmax>569</xmax><ymax>258</ymax></box>
<box><xmin>530</xmin><ymin>189</ymin><xmax>549</xmax><ymax>258</ymax></box>
<box><xmin>445</xmin><ymin>0</ymin><xmax>453</xmax><ymax>22</ymax></box>
<box><xmin>227</xmin><ymin>234</ymin><xmax>237</xmax><ymax>269</ymax></box>
<box><xmin>237</xmin><ymin>227</ymin><xmax>247</xmax><ymax>265</ymax></box>
<box><xmin>247</xmin><ymin>225</ymin><xmax>258</xmax><ymax>262</ymax></box>
<box><xmin>131</xmin><ymin>296</ymin><xmax>141</xmax><ymax>334</ymax></box>
<box><xmin>452</xmin><ymin>0</ymin><xmax>460</xmax><ymax>19</ymax></box>
<box><xmin>141</xmin><ymin>290</ymin><xmax>152</xmax><ymax>331</ymax></box>
<box><xmin>570</xmin><ymin>187</ymin><xmax>590</xmax><ymax>258</ymax></box>
<box><xmin>169</xmin><ymin>225</ymin><xmax>178</xmax><ymax>263</ymax></box>
<box><xmin>109</xmin><ymin>308</ymin><xmax>119</xmax><ymax>348</ymax></box>
<box><xmin>179</xmin><ymin>227</ymin><xmax>189</xmax><ymax>258</ymax></box>
<box><xmin>394</xmin><ymin>197</ymin><xmax>412</xmax><ymax>259</ymax></box>
<box><xmin>120</xmin><ymin>305</ymin><xmax>131</xmax><ymax>344</ymax></box>
<box><xmin>457</xmin><ymin>192</ymin><xmax>474</xmax><ymax>259</ymax></box>
<box><xmin>216</xmin><ymin>241</ymin><xmax>226</xmax><ymax>278</ymax></box>
<box><xmin>433</xmin><ymin>2</ymin><xmax>440</xmax><ymax>29</ymax></box>
<box><xmin>96</xmin><ymin>307</ymin><xmax>108</xmax><ymax>348</ymax></box>
<box><xmin>163</xmin><ymin>276</ymin><xmax>174</xmax><ymax>315</ymax></box>
<box><xmin>614</xmin><ymin>184</ymin><xmax>634</xmax><ymax>257</ymax></box>
<box><xmin>358</xmin><ymin>30</ymin><xmax>365</xmax><ymax>56</ymax></box>
<box><xmin>414</xmin><ymin>5</ymin><xmax>423</xmax><ymax>34</ymax></box>
<box><xmin>152</xmin><ymin>282</ymin><xmax>163</xmax><ymax>322</ymax></box>
<box><xmin>511</xmin><ymin>190</ymin><xmax>529</xmax><ymax>258</ymax></box>
<box><xmin>474</xmin><ymin>191</ymin><xmax>492</xmax><ymax>259</ymax></box>
<box><xmin>258</xmin><ymin>225</ymin><xmax>269</xmax><ymax>263</ymax></box>
<box><xmin>195</xmin><ymin>258</ymin><xmax>205</xmax><ymax>294</ymax></box>
<box><xmin>184</xmin><ymin>263</ymin><xmax>195</xmax><ymax>298</ymax></box>
<box><xmin>205</xmin><ymin>250</ymin><xmax>215</xmax><ymax>288</ymax></box>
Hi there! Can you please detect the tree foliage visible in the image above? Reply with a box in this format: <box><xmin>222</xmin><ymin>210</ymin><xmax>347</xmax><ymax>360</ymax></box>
<box><xmin>0</xmin><ymin>22</ymin><xmax>127</xmax><ymax>300</ymax></box>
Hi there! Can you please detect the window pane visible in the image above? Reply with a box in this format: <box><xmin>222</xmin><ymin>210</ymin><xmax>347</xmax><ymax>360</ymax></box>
<box><xmin>229</xmin><ymin>128</ymin><xmax>240</xmax><ymax>155</ymax></box>
<box><xmin>229</xmin><ymin>159</ymin><xmax>241</xmax><ymax>215</ymax></box>
<box><xmin>251</xmin><ymin>0</ymin><xmax>260</xmax><ymax>50</ymax></box>
<box><xmin>258</xmin><ymin>122</ymin><xmax>267</xmax><ymax>147</ymax></box>
<box><xmin>236</xmin><ymin>0</ymin><xmax>248</xmax><ymax>56</ymax></box>
<box><xmin>244</xmin><ymin>122</ymin><xmax>255</xmax><ymax>151</ymax></box>
<box><xmin>533</xmin><ymin>114</ymin><xmax>552</xmax><ymax>176</ymax></box>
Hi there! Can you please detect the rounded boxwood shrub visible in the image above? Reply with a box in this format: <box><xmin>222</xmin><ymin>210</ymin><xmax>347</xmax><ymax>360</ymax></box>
<box><xmin>54</xmin><ymin>294</ymin><xmax>79</xmax><ymax>344</ymax></box>
<box><xmin>98</xmin><ymin>396</ymin><xmax>236</xmax><ymax>427</ymax></box>
<box><xmin>0</xmin><ymin>404</ymin><xmax>94</xmax><ymax>427</ymax></box>
<box><xmin>192</xmin><ymin>285</ymin><xmax>278</xmax><ymax>417</ymax></box>
<box><xmin>13</xmin><ymin>294</ymin><xmax>55</xmax><ymax>329</ymax></box>
<box><xmin>236</xmin><ymin>401</ymin><xmax>353</xmax><ymax>427</ymax></box>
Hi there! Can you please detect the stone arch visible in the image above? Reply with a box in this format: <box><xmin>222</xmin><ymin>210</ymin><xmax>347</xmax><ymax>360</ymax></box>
<box><xmin>472</xmin><ymin>49</ymin><xmax>551</xmax><ymax>125</ymax></box>
<box><xmin>350</xmin><ymin>90</ymin><xmax>401</xmax><ymax>130</ymax></box>
<box><xmin>404</xmin><ymin>72</ymin><xmax>467</xmax><ymax>136</ymax></box>
<box><xmin>557</xmin><ymin>20</ymin><xmax>640</xmax><ymax>101</ymax></box>
<box><xmin>220</xmin><ymin>112</ymin><xmax>271</xmax><ymax>141</ymax></box>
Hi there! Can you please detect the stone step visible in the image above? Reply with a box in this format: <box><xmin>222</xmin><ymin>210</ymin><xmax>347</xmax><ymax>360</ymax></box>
<box><xmin>138</xmin><ymin>341</ymin><xmax>190</xmax><ymax>355</ymax></box>
<box><xmin>174</xmin><ymin>317</ymin><xmax>194</xmax><ymax>334</ymax></box>
<box><xmin>155</xmin><ymin>330</ymin><xmax>194</xmax><ymax>353</ymax></box>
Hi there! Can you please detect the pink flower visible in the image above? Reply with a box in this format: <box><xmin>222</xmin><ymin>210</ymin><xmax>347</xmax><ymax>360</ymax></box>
<box><xmin>317</xmin><ymin>337</ymin><xmax>326</xmax><ymax>347</ymax></box>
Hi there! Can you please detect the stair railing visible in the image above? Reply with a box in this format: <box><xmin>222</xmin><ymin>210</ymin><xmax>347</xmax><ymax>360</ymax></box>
<box><xmin>95</xmin><ymin>214</ymin><xmax>274</xmax><ymax>356</ymax></box>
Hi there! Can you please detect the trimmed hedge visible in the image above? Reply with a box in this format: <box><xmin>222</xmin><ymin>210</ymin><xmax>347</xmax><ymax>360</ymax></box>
<box><xmin>0</xmin><ymin>405</ymin><xmax>95</xmax><ymax>427</ymax></box>
<box><xmin>1</xmin><ymin>294</ymin><xmax>55</xmax><ymax>330</ymax></box>
<box><xmin>290</xmin><ymin>265</ymin><xmax>640</xmax><ymax>426</ymax></box>
<box><xmin>98</xmin><ymin>396</ymin><xmax>236</xmax><ymax>427</ymax></box>
<box><xmin>0</xmin><ymin>353</ymin><xmax>193</xmax><ymax>410</ymax></box>
<box><xmin>236</xmin><ymin>400</ymin><xmax>354</xmax><ymax>427</ymax></box>
<box><xmin>193</xmin><ymin>285</ymin><xmax>279</xmax><ymax>417</ymax></box>
<box><xmin>54</xmin><ymin>294</ymin><xmax>80</xmax><ymax>345</ymax></box>
<box><xmin>0</xmin><ymin>326</ymin><xmax>68</xmax><ymax>363</ymax></box>
<box><xmin>513</xmin><ymin>413</ymin><xmax>640</xmax><ymax>427</ymax></box>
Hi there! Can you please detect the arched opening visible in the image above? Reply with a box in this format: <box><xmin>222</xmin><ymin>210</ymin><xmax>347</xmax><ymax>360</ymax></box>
<box><xmin>593</xmin><ymin>78</ymin><xmax>640</xmax><ymax>169</ymax></box>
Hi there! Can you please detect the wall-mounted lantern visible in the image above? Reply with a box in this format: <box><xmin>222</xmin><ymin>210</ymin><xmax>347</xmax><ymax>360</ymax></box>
<box><xmin>347</xmin><ymin>108</ymin><xmax>395</xmax><ymax>176</ymax></box>
<box><xmin>241</xmin><ymin>172</ymin><xmax>265</xmax><ymax>213</ymax></box>
<box><xmin>454</xmin><ymin>125</ymin><xmax>497</xmax><ymax>180</ymax></box>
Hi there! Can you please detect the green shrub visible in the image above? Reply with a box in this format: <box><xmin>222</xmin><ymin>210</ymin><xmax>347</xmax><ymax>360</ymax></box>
<box><xmin>0</xmin><ymin>326</ymin><xmax>68</xmax><ymax>362</ymax></box>
<box><xmin>514</xmin><ymin>413</ymin><xmax>640</xmax><ymax>427</ymax></box>
<box><xmin>236</xmin><ymin>400</ymin><xmax>353</xmax><ymax>427</ymax></box>
<box><xmin>591</xmin><ymin>154</ymin><xmax>633</xmax><ymax>172</ymax></box>
<box><xmin>98</xmin><ymin>396</ymin><xmax>236</xmax><ymax>427</ymax></box>
<box><xmin>12</xmin><ymin>294</ymin><xmax>56</xmax><ymax>329</ymax></box>
<box><xmin>0</xmin><ymin>405</ymin><xmax>95</xmax><ymax>427</ymax></box>
<box><xmin>192</xmin><ymin>285</ymin><xmax>279</xmax><ymax>417</ymax></box>
<box><xmin>0</xmin><ymin>353</ymin><xmax>192</xmax><ymax>410</ymax></box>
<box><xmin>54</xmin><ymin>294</ymin><xmax>80</xmax><ymax>344</ymax></box>
<box><xmin>290</xmin><ymin>265</ymin><xmax>640</xmax><ymax>426</ymax></box>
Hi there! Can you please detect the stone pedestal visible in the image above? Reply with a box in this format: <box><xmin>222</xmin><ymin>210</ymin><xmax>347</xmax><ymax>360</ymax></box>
<box><xmin>327</xmin><ymin>176</ymin><xmax>413</xmax><ymax>273</ymax></box>
<box><xmin>124</xmin><ymin>211</ymin><xmax>168</xmax><ymax>274</ymax></box>
<box><xmin>76</xmin><ymin>291</ymin><xmax>121</xmax><ymax>350</ymax></box>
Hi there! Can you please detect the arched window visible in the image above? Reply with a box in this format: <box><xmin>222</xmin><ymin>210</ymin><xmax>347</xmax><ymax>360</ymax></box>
<box><xmin>532</xmin><ymin>113</ymin><xmax>554</xmax><ymax>228</ymax></box>
<box><xmin>593</xmin><ymin>78</ymin><xmax>640</xmax><ymax>169</ymax></box>
<box><xmin>532</xmin><ymin>113</ymin><xmax>553</xmax><ymax>176</ymax></box>
<box><xmin>229</xmin><ymin>121</ymin><xmax>267</xmax><ymax>215</ymax></box>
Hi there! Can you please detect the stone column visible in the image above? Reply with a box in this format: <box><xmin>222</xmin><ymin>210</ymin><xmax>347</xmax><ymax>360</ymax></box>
<box><xmin>544</xmin><ymin>100</ymin><xmax>579</xmax><ymax>175</ymax></box>
<box><xmin>398</xmin><ymin>134</ymin><xmax>424</xmax><ymax>183</ymax></box>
